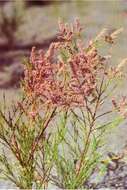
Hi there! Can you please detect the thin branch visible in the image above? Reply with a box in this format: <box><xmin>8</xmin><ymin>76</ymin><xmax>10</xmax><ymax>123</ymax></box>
<box><xmin>95</xmin><ymin>110</ymin><xmax>112</xmax><ymax>120</ymax></box>
<box><xmin>28</xmin><ymin>107</ymin><xmax>56</xmax><ymax>163</ymax></box>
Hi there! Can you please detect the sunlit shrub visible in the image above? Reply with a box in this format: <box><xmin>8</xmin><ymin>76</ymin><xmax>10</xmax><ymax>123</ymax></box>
<box><xmin>0</xmin><ymin>19</ymin><xmax>127</xmax><ymax>189</ymax></box>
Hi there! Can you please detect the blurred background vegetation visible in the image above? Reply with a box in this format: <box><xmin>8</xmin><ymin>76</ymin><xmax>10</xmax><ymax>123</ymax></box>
<box><xmin>0</xmin><ymin>0</ymin><xmax>127</xmax><ymax>91</ymax></box>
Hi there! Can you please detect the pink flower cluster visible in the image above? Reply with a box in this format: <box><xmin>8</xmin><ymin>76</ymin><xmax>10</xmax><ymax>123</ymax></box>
<box><xmin>24</xmin><ymin>20</ymin><xmax>107</xmax><ymax>108</ymax></box>
<box><xmin>112</xmin><ymin>96</ymin><xmax>127</xmax><ymax>118</ymax></box>
<box><xmin>58</xmin><ymin>18</ymin><xmax>82</xmax><ymax>41</ymax></box>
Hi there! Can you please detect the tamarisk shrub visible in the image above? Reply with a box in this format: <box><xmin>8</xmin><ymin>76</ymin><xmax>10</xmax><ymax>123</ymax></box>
<box><xmin>0</xmin><ymin>19</ymin><xmax>127</xmax><ymax>189</ymax></box>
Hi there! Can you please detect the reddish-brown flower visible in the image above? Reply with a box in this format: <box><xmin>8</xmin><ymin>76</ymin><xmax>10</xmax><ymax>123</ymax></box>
<box><xmin>23</xmin><ymin>20</ymin><xmax>110</xmax><ymax>110</ymax></box>
<box><xmin>112</xmin><ymin>96</ymin><xmax>127</xmax><ymax>118</ymax></box>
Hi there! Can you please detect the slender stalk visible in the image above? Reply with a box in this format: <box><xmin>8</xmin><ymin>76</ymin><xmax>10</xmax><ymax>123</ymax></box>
<box><xmin>28</xmin><ymin>107</ymin><xmax>56</xmax><ymax>163</ymax></box>
<box><xmin>76</xmin><ymin>70</ymin><xmax>106</xmax><ymax>177</ymax></box>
